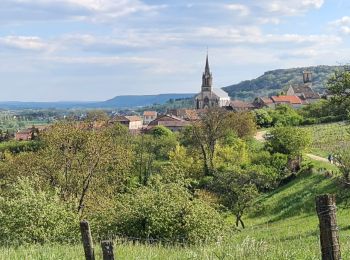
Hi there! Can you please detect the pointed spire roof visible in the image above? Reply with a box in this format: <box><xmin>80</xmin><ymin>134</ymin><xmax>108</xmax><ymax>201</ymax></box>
<box><xmin>205</xmin><ymin>53</ymin><xmax>210</xmax><ymax>74</ymax></box>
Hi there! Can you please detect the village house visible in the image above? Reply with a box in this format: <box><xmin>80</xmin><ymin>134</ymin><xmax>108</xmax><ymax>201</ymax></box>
<box><xmin>254</xmin><ymin>95</ymin><xmax>303</xmax><ymax>109</ymax></box>
<box><xmin>271</xmin><ymin>95</ymin><xmax>303</xmax><ymax>108</ymax></box>
<box><xmin>253</xmin><ymin>97</ymin><xmax>275</xmax><ymax>108</ymax></box>
<box><xmin>143</xmin><ymin>111</ymin><xmax>157</xmax><ymax>125</ymax></box>
<box><xmin>226</xmin><ymin>100</ymin><xmax>256</xmax><ymax>112</ymax></box>
<box><xmin>167</xmin><ymin>109</ymin><xmax>200</xmax><ymax>121</ymax></box>
<box><xmin>195</xmin><ymin>55</ymin><xmax>230</xmax><ymax>109</ymax></box>
<box><xmin>286</xmin><ymin>71</ymin><xmax>321</xmax><ymax>104</ymax></box>
<box><xmin>147</xmin><ymin>114</ymin><xmax>190</xmax><ymax>132</ymax></box>
<box><xmin>110</xmin><ymin>115</ymin><xmax>143</xmax><ymax>130</ymax></box>
<box><xmin>15</xmin><ymin>127</ymin><xmax>39</xmax><ymax>141</ymax></box>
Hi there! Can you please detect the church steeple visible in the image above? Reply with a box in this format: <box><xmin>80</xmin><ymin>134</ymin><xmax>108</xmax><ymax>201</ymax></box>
<box><xmin>205</xmin><ymin>54</ymin><xmax>210</xmax><ymax>74</ymax></box>
<box><xmin>202</xmin><ymin>53</ymin><xmax>212</xmax><ymax>92</ymax></box>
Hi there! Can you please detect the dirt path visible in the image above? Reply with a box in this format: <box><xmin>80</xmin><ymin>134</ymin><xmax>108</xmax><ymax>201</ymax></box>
<box><xmin>254</xmin><ymin>130</ymin><xmax>330</xmax><ymax>164</ymax></box>
<box><xmin>305</xmin><ymin>153</ymin><xmax>329</xmax><ymax>163</ymax></box>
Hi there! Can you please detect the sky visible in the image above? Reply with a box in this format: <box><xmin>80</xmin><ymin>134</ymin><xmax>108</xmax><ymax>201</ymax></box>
<box><xmin>1</xmin><ymin>0</ymin><xmax>350</xmax><ymax>101</ymax></box>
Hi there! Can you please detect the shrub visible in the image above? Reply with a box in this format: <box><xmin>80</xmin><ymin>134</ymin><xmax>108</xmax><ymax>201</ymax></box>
<box><xmin>96</xmin><ymin>182</ymin><xmax>224</xmax><ymax>244</ymax></box>
<box><xmin>301</xmin><ymin>118</ymin><xmax>318</xmax><ymax>125</ymax></box>
<box><xmin>0</xmin><ymin>178</ymin><xmax>79</xmax><ymax>245</ymax></box>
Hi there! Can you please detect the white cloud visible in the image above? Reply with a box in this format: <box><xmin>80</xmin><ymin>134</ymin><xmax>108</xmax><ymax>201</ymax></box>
<box><xmin>225</xmin><ymin>4</ymin><xmax>250</xmax><ymax>16</ymax></box>
<box><xmin>193</xmin><ymin>26</ymin><xmax>341</xmax><ymax>46</ymax></box>
<box><xmin>258</xmin><ymin>0</ymin><xmax>324</xmax><ymax>16</ymax></box>
<box><xmin>0</xmin><ymin>0</ymin><xmax>165</xmax><ymax>22</ymax></box>
<box><xmin>0</xmin><ymin>36</ymin><xmax>49</xmax><ymax>51</ymax></box>
<box><xmin>330</xmin><ymin>16</ymin><xmax>350</xmax><ymax>35</ymax></box>
<box><xmin>44</xmin><ymin>55</ymin><xmax>159</xmax><ymax>65</ymax></box>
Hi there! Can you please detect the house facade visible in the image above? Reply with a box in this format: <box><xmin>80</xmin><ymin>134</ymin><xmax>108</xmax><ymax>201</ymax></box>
<box><xmin>147</xmin><ymin>114</ymin><xmax>190</xmax><ymax>132</ymax></box>
<box><xmin>110</xmin><ymin>116</ymin><xmax>143</xmax><ymax>130</ymax></box>
<box><xmin>254</xmin><ymin>95</ymin><xmax>303</xmax><ymax>109</ymax></box>
<box><xmin>271</xmin><ymin>95</ymin><xmax>303</xmax><ymax>108</ymax></box>
<box><xmin>143</xmin><ymin>111</ymin><xmax>157</xmax><ymax>125</ymax></box>
<box><xmin>226</xmin><ymin>100</ymin><xmax>256</xmax><ymax>112</ymax></box>
<box><xmin>15</xmin><ymin>127</ymin><xmax>39</xmax><ymax>141</ymax></box>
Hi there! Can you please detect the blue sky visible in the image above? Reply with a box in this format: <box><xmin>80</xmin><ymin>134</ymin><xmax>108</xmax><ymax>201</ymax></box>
<box><xmin>0</xmin><ymin>0</ymin><xmax>350</xmax><ymax>101</ymax></box>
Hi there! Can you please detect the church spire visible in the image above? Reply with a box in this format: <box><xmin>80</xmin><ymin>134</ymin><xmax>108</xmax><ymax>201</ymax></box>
<box><xmin>205</xmin><ymin>52</ymin><xmax>210</xmax><ymax>74</ymax></box>
<box><xmin>202</xmin><ymin>51</ymin><xmax>212</xmax><ymax>92</ymax></box>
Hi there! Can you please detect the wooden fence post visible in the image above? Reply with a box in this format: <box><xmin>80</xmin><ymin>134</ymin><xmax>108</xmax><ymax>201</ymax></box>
<box><xmin>101</xmin><ymin>240</ymin><xmax>115</xmax><ymax>260</ymax></box>
<box><xmin>315</xmin><ymin>194</ymin><xmax>341</xmax><ymax>260</ymax></box>
<box><xmin>80</xmin><ymin>220</ymin><xmax>95</xmax><ymax>260</ymax></box>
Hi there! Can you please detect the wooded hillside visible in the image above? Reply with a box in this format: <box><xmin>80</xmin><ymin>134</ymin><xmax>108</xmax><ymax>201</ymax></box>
<box><xmin>223</xmin><ymin>65</ymin><xmax>342</xmax><ymax>100</ymax></box>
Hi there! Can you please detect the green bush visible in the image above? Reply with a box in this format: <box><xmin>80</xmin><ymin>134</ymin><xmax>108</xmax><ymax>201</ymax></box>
<box><xmin>96</xmin><ymin>182</ymin><xmax>224</xmax><ymax>244</ymax></box>
<box><xmin>301</xmin><ymin>118</ymin><xmax>318</xmax><ymax>125</ymax></box>
<box><xmin>0</xmin><ymin>178</ymin><xmax>79</xmax><ymax>245</ymax></box>
<box><xmin>318</xmin><ymin>115</ymin><xmax>345</xmax><ymax>123</ymax></box>
<box><xmin>0</xmin><ymin>140</ymin><xmax>42</xmax><ymax>154</ymax></box>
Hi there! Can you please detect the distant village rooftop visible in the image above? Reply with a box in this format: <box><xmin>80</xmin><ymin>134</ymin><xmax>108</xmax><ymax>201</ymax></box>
<box><xmin>271</xmin><ymin>95</ymin><xmax>303</xmax><ymax>104</ymax></box>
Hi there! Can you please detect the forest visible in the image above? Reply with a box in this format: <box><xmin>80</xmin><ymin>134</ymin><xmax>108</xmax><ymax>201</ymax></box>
<box><xmin>223</xmin><ymin>65</ymin><xmax>342</xmax><ymax>100</ymax></box>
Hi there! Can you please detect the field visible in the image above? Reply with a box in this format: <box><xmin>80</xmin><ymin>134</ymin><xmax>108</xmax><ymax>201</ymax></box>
<box><xmin>1</xmin><ymin>159</ymin><xmax>349</xmax><ymax>260</ymax></box>
<box><xmin>305</xmin><ymin>122</ymin><xmax>350</xmax><ymax>158</ymax></box>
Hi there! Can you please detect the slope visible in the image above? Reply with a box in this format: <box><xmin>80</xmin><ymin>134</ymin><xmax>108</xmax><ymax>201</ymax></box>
<box><xmin>232</xmin><ymin>161</ymin><xmax>350</xmax><ymax>259</ymax></box>
<box><xmin>223</xmin><ymin>65</ymin><xmax>342</xmax><ymax>100</ymax></box>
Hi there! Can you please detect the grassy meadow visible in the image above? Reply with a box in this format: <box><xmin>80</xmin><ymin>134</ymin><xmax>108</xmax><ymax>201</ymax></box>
<box><xmin>305</xmin><ymin>122</ymin><xmax>350</xmax><ymax>158</ymax></box>
<box><xmin>1</xmin><ymin>159</ymin><xmax>349</xmax><ymax>260</ymax></box>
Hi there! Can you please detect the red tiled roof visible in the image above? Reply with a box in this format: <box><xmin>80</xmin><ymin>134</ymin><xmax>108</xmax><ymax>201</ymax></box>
<box><xmin>158</xmin><ymin>121</ymin><xmax>190</xmax><ymax>127</ymax></box>
<box><xmin>230</xmin><ymin>100</ymin><xmax>256</xmax><ymax>109</ymax></box>
<box><xmin>168</xmin><ymin>109</ymin><xmax>199</xmax><ymax>121</ymax></box>
<box><xmin>271</xmin><ymin>95</ymin><xmax>302</xmax><ymax>104</ymax></box>
<box><xmin>148</xmin><ymin>115</ymin><xmax>184</xmax><ymax>126</ymax></box>
<box><xmin>125</xmin><ymin>116</ymin><xmax>142</xmax><ymax>122</ymax></box>
<box><xmin>260</xmin><ymin>97</ymin><xmax>274</xmax><ymax>104</ymax></box>
<box><xmin>111</xmin><ymin>116</ymin><xmax>129</xmax><ymax>123</ymax></box>
<box><xmin>143</xmin><ymin>111</ymin><xmax>157</xmax><ymax>116</ymax></box>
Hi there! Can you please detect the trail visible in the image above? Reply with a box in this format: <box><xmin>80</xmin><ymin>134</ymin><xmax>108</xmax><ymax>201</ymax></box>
<box><xmin>305</xmin><ymin>153</ymin><xmax>329</xmax><ymax>163</ymax></box>
<box><xmin>254</xmin><ymin>130</ymin><xmax>331</xmax><ymax>164</ymax></box>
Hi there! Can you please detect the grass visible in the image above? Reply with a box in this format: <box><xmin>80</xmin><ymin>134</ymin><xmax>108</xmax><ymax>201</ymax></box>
<box><xmin>1</xmin><ymin>159</ymin><xmax>349</xmax><ymax>259</ymax></box>
<box><xmin>303</xmin><ymin>122</ymin><xmax>350</xmax><ymax>158</ymax></box>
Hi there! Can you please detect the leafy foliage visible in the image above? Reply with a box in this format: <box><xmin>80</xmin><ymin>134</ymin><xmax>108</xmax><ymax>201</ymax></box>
<box><xmin>266</xmin><ymin>127</ymin><xmax>312</xmax><ymax>157</ymax></box>
<box><xmin>327</xmin><ymin>69</ymin><xmax>350</xmax><ymax>119</ymax></box>
<box><xmin>98</xmin><ymin>181</ymin><xmax>224</xmax><ymax>244</ymax></box>
<box><xmin>0</xmin><ymin>178</ymin><xmax>79</xmax><ymax>245</ymax></box>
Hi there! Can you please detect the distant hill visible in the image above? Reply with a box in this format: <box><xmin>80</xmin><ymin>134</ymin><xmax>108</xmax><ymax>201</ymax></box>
<box><xmin>223</xmin><ymin>65</ymin><xmax>342</xmax><ymax>100</ymax></box>
<box><xmin>97</xmin><ymin>93</ymin><xmax>195</xmax><ymax>108</ymax></box>
<box><xmin>0</xmin><ymin>93</ymin><xmax>195</xmax><ymax>110</ymax></box>
<box><xmin>0</xmin><ymin>101</ymin><xmax>94</xmax><ymax>110</ymax></box>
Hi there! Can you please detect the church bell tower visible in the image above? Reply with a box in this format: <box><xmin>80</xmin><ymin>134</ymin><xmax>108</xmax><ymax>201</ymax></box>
<box><xmin>201</xmin><ymin>54</ymin><xmax>212</xmax><ymax>92</ymax></box>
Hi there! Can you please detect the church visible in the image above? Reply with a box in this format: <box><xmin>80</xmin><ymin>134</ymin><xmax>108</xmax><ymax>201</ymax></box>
<box><xmin>195</xmin><ymin>55</ymin><xmax>230</xmax><ymax>109</ymax></box>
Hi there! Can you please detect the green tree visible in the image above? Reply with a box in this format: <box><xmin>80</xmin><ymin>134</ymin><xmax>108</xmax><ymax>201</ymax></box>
<box><xmin>253</xmin><ymin>109</ymin><xmax>273</xmax><ymax>128</ymax></box>
<box><xmin>181</xmin><ymin>108</ymin><xmax>231</xmax><ymax>175</ymax></box>
<box><xmin>270</xmin><ymin>105</ymin><xmax>303</xmax><ymax>127</ymax></box>
<box><xmin>0</xmin><ymin>178</ymin><xmax>79</xmax><ymax>245</ymax></box>
<box><xmin>110</xmin><ymin>180</ymin><xmax>224</xmax><ymax>244</ymax></box>
<box><xmin>266</xmin><ymin>127</ymin><xmax>311</xmax><ymax>171</ymax></box>
<box><xmin>228</xmin><ymin>112</ymin><xmax>257</xmax><ymax>139</ymax></box>
<box><xmin>181</xmin><ymin>108</ymin><xmax>256</xmax><ymax>175</ymax></box>
<box><xmin>1</xmin><ymin>122</ymin><xmax>134</xmax><ymax>216</ymax></box>
<box><xmin>327</xmin><ymin>69</ymin><xmax>350</xmax><ymax>119</ymax></box>
<box><xmin>86</xmin><ymin>110</ymin><xmax>109</xmax><ymax>122</ymax></box>
<box><xmin>211</xmin><ymin>169</ymin><xmax>259</xmax><ymax>229</ymax></box>
<box><xmin>134</xmin><ymin>129</ymin><xmax>177</xmax><ymax>185</ymax></box>
<box><xmin>334</xmin><ymin>149</ymin><xmax>350</xmax><ymax>184</ymax></box>
<box><xmin>150</xmin><ymin>125</ymin><xmax>173</xmax><ymax>138</ymax></box>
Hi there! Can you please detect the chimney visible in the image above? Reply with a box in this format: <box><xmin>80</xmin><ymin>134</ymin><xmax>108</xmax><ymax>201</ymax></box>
<box><xmin>303</xmin><ymin>71</ymin><xmax>312</xmax><ymax>84</ymax></box>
